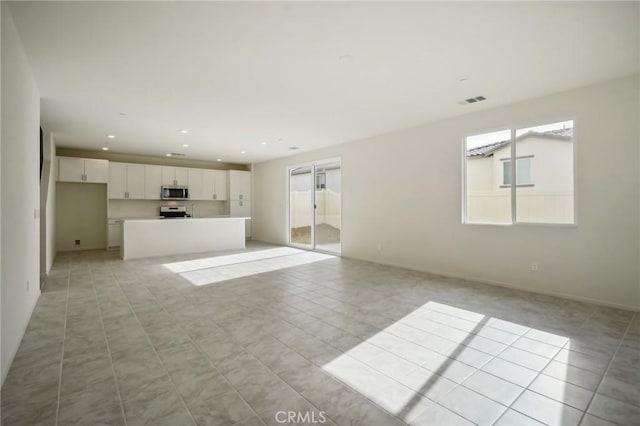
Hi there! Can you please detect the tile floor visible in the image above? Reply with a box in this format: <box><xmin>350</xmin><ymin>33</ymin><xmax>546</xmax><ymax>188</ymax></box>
<box><xmin>1</xmin><ymin>242</ymin><xmax>638</xmax><ymax>426</ymax></box>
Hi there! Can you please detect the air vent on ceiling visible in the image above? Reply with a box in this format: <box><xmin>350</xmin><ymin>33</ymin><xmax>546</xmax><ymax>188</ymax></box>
<box><xmin>459</xmin><ymin>95</ymin><xmax>487</xmax><ymax>105</ymax></box>
<box><xmin>169</xmin><ymin>153</ymin><xmax>186</xmax><ymax>157</ymax></box>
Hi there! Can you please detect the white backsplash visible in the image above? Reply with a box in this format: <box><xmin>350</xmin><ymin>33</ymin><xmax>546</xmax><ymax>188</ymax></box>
<box><xmin>108</xmin><ymin>199</ymin><xmax>228</xmax><ymax>219</ymax></box>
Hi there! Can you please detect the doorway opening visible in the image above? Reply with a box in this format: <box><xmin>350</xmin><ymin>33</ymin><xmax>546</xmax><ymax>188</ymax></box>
<box><xmin>288</xmin><ymin>159</ymin><xmax>341</xmax><ymax>255</ymax></box>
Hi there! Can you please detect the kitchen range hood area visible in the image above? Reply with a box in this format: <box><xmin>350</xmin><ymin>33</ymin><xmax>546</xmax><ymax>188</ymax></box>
<box><xmin>56</xmin><ymin>154</ymin><xmax>251</xmax><ymax>259</ymax></box>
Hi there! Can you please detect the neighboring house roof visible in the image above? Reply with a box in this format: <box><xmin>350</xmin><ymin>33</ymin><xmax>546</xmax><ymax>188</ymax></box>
<box><xmin>467</xmin><ymin>127</ymin><xmax>573</xmax><ymax>158</ymax></box>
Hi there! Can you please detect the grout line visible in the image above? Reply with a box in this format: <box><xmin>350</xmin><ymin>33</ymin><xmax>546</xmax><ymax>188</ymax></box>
<box><xmin>492</xmin><ymin>307</ymin><xmax>598</xmax><ymax>425</ymax></box>
<box><xmin>167</xmin><ymin>248</ymin><xmax>308</xmax><ymax>274</ymax></box>
<box><xmin>576</xmin><ymin>313</ymin><xmax>635</xmax><ymax>426</ymax></box>
<box><xmin>53</xmin><ymin>261</ymin><xmax>71</xmax><ymax>426</ymax></box>
<box><xmin>89</xmin><ymin>263</ymin><xmax>129</xmax><ymax>426</ymax></box>
<box><xmin>143</xmin><ymin>282</ymin><xmax>267</xmax><ymax>425</ymax></box>
<box><xmin>107</xmin><ymin>272</ymin><xmax>200</xmax><ymax>426</ymax></box>
<box><xmin>52</xmin><ymin>248</ymin><xmax>635</xmax><ymax>426</ymax></box>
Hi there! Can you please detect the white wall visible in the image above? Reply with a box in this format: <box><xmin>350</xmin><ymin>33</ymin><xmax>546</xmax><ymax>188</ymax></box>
<box><xmin>0</xmin><ymin>0</ymin><xmax>3</xmax><ymax>385</ymax></box>
<box><xmin>40</xmin><ymin>131</ymin><xmax>56</xmax><ymax>276</ymax></box>
<box><xmin>253</xmin><ymin>75</ymin><xmax>640</xmax><ymax>310</ymax></box>
<box><xmin>1</xmin><ymin>3</ymin><xmax>41</xmax><ymax>384</ymax></box>
<box><xmin>46</xmin><ymin>136</ymin><xmax>56</xmax><ymax>272</ymax></box>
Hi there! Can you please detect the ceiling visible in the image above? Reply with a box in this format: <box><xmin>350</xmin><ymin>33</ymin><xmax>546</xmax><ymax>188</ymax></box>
<box><xmin>8</xmin><ymin>1</ymin><xmax>639</xmax><ymax>164</ymax></box>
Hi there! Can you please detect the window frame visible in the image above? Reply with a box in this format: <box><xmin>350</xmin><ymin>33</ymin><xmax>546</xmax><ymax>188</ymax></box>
<box><xmin>462</xmin><ymin>118</ymin><xmax>577</xmax><ymax>227</ymax></box>
<box><xmin>500</xmin><ymin>156</ymin><xmax>535</xmax><ymax>188</ymax></box>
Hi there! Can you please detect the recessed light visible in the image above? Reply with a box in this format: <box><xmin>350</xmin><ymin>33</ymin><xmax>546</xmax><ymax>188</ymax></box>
<box><xmin>180</xmin><ymin>130</ymin><xmax>188</xmax><ymax>134</ymax></box>
<box><xmin>165</xmin><ymin>153</ymin><xmax>172</xmax><ymax>157</ymax></box>
<box><xmin>183</xmin><ymin>144</ymin><xmax>189</xmax><ymax>148</ymax></box>
<box><xmin>107</xmin><ymin>134</ymin><xmax>116</xmax><ymax>139</ymax></box>
<box><xmin>339</xmin><ymin>54</ymin><xmax>353</xmax><ymax>61</ymax></box>
<box><xmin>119</xmin><ymin>112</ymin><xmax>126</xmax><ymax>116</ymax></box>
<box><xmin>217</xmin><ymin>158</ymin><xmax>222</xmax><ymax>162</ymax></box>
<box><xmin>240</xmin><ymin>151</ymin><xmax>246</xmax><ymax>154</ymax></box>
<box><xmin>101</xmin><ymin>147</ymin><xmax>109</xmax><ymax>151</ymax></box>
<box><xmin>261</xmin><ymin>141</ymin><xmax>267</xmax><ymax>145</ymax></box>
<box><xmin>289</xmin><ymin>146</ymin><xmax>300</xmax><ymax>150</ymax></box>
<box><xmin>459</xmin><ymin>78</ymin><xmax>469</xmax><ymax>83</ymax></box>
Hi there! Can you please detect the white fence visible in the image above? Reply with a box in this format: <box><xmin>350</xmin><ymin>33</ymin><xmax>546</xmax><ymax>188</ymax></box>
<box><xmin>290</xmin><ymin>189</ymin><xmax>341</xmax><ymax>229</ymax></box>
<box><xmin>467</xmin><ymin>192</ymin><xmax>574</xmax><ymax>224</ymax></box>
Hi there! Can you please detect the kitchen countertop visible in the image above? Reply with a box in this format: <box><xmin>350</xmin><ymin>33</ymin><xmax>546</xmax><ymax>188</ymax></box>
<box><xmin>109</xmin><ymin>215</ymin><xmax>233</xmax><ymax>221</ymax></box>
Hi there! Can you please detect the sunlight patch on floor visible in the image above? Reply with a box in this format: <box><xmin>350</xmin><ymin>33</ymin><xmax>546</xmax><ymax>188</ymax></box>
<box><xmin>322</xmin><ymin>301</ymin><xmax>571</xmax><ymax>421</ymax></box>
<box><xmin>162</xmin><ymin>247</ymin><xmax>306</xmax><ymax>273</ymax></box>
<box><xmin>172</xmin><ymin>250</ymin><xmax>335</xmax><ymax>286</ymax></box>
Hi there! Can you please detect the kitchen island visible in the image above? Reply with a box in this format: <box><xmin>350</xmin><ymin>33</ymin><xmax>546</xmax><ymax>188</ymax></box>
<box><xmin>120</xmin><ymin>217</ymin><xmax>250</xmax><ymax>260</ymax></box>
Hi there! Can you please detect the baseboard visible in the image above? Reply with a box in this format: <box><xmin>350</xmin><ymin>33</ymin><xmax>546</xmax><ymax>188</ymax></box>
<box><xmin>342</xmin><ymin>254</ymin><xmax>640</xmax><ymax>313</ymax></box>
<box><xmin>1</xmin><ymin>290</ymin><xmax>41</xmax><ymax>386</ymax></box>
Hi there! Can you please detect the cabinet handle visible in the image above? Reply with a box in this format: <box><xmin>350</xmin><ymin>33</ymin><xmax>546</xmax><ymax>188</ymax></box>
<box><xmin>239</xmin><ymin>194</ymin><xmax>243</xmax><ymax>200</ymax></box>
<box><xmin>213</xmin><ymin>194</ymin><xmax>217</xmax><ymax>200</ymax></box>
<box><xmin>125</xmin><ymin>192</ymin><xmax>129</xmax><ymax>199</ymax></box>
<box><xmin>239</xmin><ymin>201</ymin><xmax>243</xmax><ymax>207</ymax></box>
<box><xmin>174</xmin><ymin>179</ymin><xmax>177</xmax><ymax>186</ymax></box>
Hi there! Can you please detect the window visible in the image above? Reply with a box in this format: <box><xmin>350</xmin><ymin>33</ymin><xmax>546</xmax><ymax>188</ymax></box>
<box><xmin>464</xmin><ymin>120</ymin><xmax>574</xmax><ymax>225</ymax></box>
<box><xmin>502</xmin><ymin>157</ymin><xmax>533</xmax><ymax>186</ymax></box>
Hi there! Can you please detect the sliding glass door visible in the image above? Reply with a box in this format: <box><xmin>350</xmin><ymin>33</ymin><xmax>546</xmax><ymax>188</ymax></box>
<box><xmin>289</xmin><ymin>165</ymin><xmax>314</xmax><ymax>249</ymax></box>
<box><xmin>288</xmin><ymin>159</ymin><xmax>341</xmax><ymax>254</ymax></box>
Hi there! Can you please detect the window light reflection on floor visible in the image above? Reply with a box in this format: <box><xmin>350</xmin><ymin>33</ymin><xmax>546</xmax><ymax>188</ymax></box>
<box><xmin>163</xmin><ymin>248</ymin><xmax>335</xmax><ymax>286</ymax></box>
<box><xmin>322</xmin><ymin>301</ymin><xmax>573</xmax><ymax>424</ymax></box>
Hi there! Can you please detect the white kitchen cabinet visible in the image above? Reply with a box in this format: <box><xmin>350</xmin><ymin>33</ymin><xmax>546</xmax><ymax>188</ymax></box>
<box><xmin>228</xmin><ymin>170</ymin><xmax>251</xmax><ymax>238</ymax></box>
<box><xmin>213</xmin><ymin>170</ymin><xmax>228</xmax><ymax>200</ymax></box>
<box><xmin>144</xmin><ymin>165</ymin><xmax>162</xmax><ymax>200</ymax></box>
<box><xmin>230</xmin><ymin>199</ymin><xmax>251</xmax><ymax>216</ymax></box>
<box><xmin>108</xmin><ymin>163</ymin><xmax>127</xmax><ymax>199</ymax></box>
<box><xmin>188</xmin><ymin>168</ymin><xmax>205</xmax><ymax>200</ymax></box>
<box><xmin>107</xmin><ymin>219</ymin><xmax>123</xmax><ymax>248</ymax></box>
<box><xmin>108</xmin><ymin>163</ymin><xmax>145</xmax><ymax>199</ymax></box>
<box><xmin>201</xmin><ymin>170</ymin><xmax>215</xmax><ymax>201</ymax></box>
<box><xmin>228</xmin><ymin>170</ymin><xmax>251</xmax><ymax>201</ymax></box>
<box><xmin>189</xmin><ymin>169</ymin><xmax>228</xmax><ymax>201</ymax></box>
<box><xmin>58</xmin><ymin>157</ymin><xmax>108</xmax><ymax>183</ymax></box>
<box><xmin>127</xmin><ymin>164</ymin><xmax>145</xmax><ymax>199</ymax></box>
<box><xmin>84</xmin><ymin>159</ymin><xmax>109</xmax><ymax>183</ymax></box>
<box><xmin>161</xmin><ymin>166</ymin><xmax>189</xmax><ymax>186</ymax></box>
<box><xmin>201</xmin><ymin>169</ymin><xmax>228</xmax><ymax>201</ymax></box>
<box><xmin>229</xmin><ymin>199</ymin><xmax>251</xmax><ymax>238</ymax></box>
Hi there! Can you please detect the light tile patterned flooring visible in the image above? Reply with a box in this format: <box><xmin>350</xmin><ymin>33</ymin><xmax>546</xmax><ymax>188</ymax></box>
<box><xmin>1</xmin><ymin>242</ymin><xmax>639</xmax><ymax>426</ymax></box>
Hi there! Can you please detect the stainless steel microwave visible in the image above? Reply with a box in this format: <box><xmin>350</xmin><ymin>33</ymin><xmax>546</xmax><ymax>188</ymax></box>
<box><xmin>161</xmin><ymin>186</ymin><xmax>189</xmax><ymax>200</ymax></box>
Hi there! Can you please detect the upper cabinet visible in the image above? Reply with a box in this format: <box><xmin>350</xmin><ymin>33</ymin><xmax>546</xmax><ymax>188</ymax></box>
<box><xmin>188</xmin><ymin>169</ymin><xmax>228</xmax><ymax>201</ymax></box>
<box><xmin>144</xmin><ymin>165</ymin><xmax>162</xmax><ymax>200</ymax></box>
<box><xmin>161</xmin><ymin>166</ymin><xmax>188</xmax><ymax>186</ymax></box>
<box><xmin>212</xmin><ymin>170</ymin><xmax>228</xmax><ymax>201</ymax></box>
<box><xmin>187</xmin><ymin>168</ymin><xmax>205</xmax><ymax>200</ymax></box>
<box><xmin>228</xmin><ymin>170</ymin><xmax>251</xmax><ymax>200</ymax></box>
<box><xmin>108</xmin><ymin>162</ymin><xmax>145</xmax><ymax>199</ymax></box>
<box><xmin>58</xmin><ymin>157</ymin><xmax>108</xmax><ymax>183</ymax></box>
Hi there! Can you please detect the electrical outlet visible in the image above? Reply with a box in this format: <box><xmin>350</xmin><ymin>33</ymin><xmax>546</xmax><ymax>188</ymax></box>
<box><xmin>75</xmin><ymin>239</ymin><xmax>81</xmax><ymax>245</ymax></box>
<box><xmin>530</xmin><ymin>262</ymin><xmax>539</xmax><ymax>272</ymax></box>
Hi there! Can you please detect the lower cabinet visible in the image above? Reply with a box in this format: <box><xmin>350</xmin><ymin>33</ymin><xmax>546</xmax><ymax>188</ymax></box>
<box><xmin>108</xmin><ymin>219</ymin><xmax>123</xmax><ymax>248</ymax></box>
